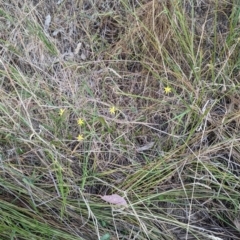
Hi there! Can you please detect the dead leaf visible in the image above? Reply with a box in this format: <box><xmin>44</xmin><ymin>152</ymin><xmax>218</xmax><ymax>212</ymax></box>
<box><xmin>74</xmin><ymin>42</ymin><xmax>82</xmax><ymax>55</ymax></box>
<box><xmin>80</xmin><ymin>52</ymin><xmax>86</xmax><ymax>60</ymax></box>
<box><xmin>44</xmin><ymin>14</ymin><xmax>51</xmax><ymax>32</ymax></box>
<box><xmin>136</xmin><ymin>142</ymin><xmax>155</xmax><ymax>152</ymax></box>
<box><xmin>52</xmin><ymin>29</ymin><xmax>64</xmax><ymax>36</ymax></box>
<box><xmin>57</xmin><ymin>0</ymin><xmax>64</xmax><ymax>4</ymax></box>
<box><xmin>100</xmin><ymin>194</ymin><xmax>127</xmax><ymax>206</ymax></box>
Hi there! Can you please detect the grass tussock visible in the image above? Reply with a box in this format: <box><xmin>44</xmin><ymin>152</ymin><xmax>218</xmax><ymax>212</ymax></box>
<box><xmin>1</xmin><ymin>0</ymin><xmax>240</xmax><ymax>239</ymax></box>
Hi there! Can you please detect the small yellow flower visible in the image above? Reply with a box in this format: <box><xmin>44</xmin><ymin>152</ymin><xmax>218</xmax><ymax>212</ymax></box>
<box><xmin>77</xmin><ymin>118</ymin><xmax>84</xmax><ymax>126</ymax></box>
<box><xmin>77</xmin><ymin>134</ymin><xmax>84</xmax><ymax>141</ymax></box>
<box><xmin>109</xmin><ymin>106</ymin><xmax>117</xmax><ymax>115</ymax></box>
<box><xmin>164</xmin><ymin>86</ymin><xmax>172</xmax><ymax>94</ymax></box>
<box><xmin>59</xmin><ymin>108</ymin><xmax>65</xmax><ymax>116</ymax></box>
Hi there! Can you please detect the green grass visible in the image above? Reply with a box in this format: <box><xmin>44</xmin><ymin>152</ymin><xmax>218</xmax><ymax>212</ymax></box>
<box><xmin>1</xmin><ymin>0</ymin><xmax>240</xmax><ymax>239</ymax></box>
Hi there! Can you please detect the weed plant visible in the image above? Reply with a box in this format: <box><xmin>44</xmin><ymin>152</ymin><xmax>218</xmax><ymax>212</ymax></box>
<box><xmin>1</xmin><ymin>0</ymin><xmax>240</xmax><ymax>239</ymax></box>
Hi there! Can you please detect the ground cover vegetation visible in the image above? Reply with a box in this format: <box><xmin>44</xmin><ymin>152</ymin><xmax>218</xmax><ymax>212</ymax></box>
<box><xmin>1</xmin><ymin>0</ymin><xmax>240</xmax><ymax>239</ymax></box>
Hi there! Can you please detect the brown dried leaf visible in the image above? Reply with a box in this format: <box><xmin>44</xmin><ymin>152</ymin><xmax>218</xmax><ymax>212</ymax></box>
<box><xmin>100</xmin><ymin>194</ymin><xmax>127</xmax><ymax>206</ymax></box>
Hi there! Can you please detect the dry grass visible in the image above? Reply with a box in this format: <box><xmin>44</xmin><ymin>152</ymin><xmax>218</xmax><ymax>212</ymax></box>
<box><xmin>1</xmin><ymin>0</ymin><xmax>240</xmax><ymax>239</ymax></box>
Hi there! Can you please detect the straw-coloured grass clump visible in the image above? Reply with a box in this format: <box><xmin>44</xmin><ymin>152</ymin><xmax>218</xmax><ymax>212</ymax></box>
<box><xmin>109</xmin><ymin>1</ymin><xmax>175</xmax><ymax>70</ymax></box>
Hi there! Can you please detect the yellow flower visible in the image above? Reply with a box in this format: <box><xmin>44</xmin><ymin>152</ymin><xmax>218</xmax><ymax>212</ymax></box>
<box><xmin>59</xmin><ymin>108</ymin><xmax>65</xmax><ymax>116</ymax></box>
<box><xmin>109</xmin><ymin>106</ymin><xmax>117</xmax><ymax>115</ymax></box>
<box><xmin>77</xmin><ymin>118</ymin><xmax>84</xmax><ymax>126</ymax></box>
<box><xmin>77</xmin><ymin>134</ymin><xmax>84</xmax><ymax>141</ymax></box>
<box><xmin>164</xmin><ymin>86</ymin><xmax>172</xmax><ymax>94</ymax></box>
